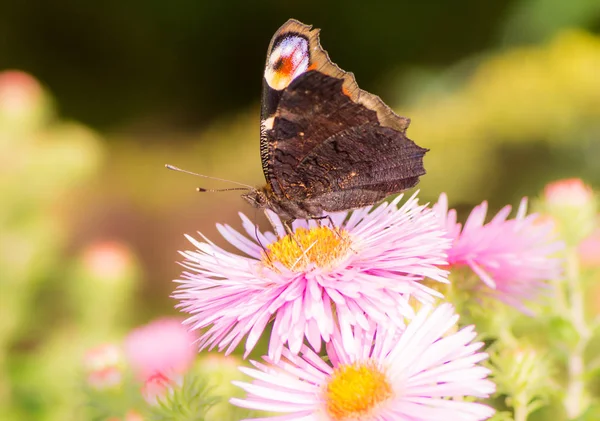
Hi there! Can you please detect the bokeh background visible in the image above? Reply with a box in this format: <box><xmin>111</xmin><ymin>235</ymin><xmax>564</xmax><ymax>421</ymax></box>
<box><xmin>1</xmin><ymin>1</ymin><xmax>600</xmax><ymax>420</ymax></box>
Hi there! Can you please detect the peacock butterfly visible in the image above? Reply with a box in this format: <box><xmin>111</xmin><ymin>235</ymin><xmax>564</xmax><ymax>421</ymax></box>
<box><xmin>241</xmin><ymin>19</ymin><xmax>428</xmax><ymax>224</ymax></box>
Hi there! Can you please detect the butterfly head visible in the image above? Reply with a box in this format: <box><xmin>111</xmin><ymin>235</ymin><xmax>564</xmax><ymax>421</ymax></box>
<box><xmin>241</xmin><ymin>186</ymin><xmax>271</xmax><ymax>210</ymax></box>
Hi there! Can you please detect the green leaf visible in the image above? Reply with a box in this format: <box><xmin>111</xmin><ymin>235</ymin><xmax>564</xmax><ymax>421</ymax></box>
<box><xmin>145</xmin><ymin>373</ymin><xmax>220</xmax><ymax>421</ymax></box>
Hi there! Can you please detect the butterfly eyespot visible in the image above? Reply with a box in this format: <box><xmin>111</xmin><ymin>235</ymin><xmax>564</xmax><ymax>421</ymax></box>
<box><xmin>265</xmin><ymin>35</ymin><xmax>310</xmax><ymax>90</ymax></box>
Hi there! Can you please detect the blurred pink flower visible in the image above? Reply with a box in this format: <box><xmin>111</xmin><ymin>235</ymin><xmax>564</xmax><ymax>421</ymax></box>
<box><xmin>106</xmin><ymin>410</ymin><xmax>146</xmax><ymax>420</ymax></box>
<box><xmin>0</xmin><ymin>70</ymin><xmax>43</xmax><ymax>117</ymax></box>
<box><xmin>544</xmin><ymin>178</ymin><xmax>593</xmax><ymax>207</ymax></box>
<box><xmin>173</xmin><ymin>194</ymin><xmax>450</xmax><ymax>361</ymax></box>
<box><xmin>124</xmin><ymin>318</ymin><xmax>196</xmax><ymax>381</ymax></box>
<box><xmin>231</xmin><ymin>304</ymin><xmax>495</xmax><ymax>421</ymax></box>
<box><xmin>542</xmin><ymin>178</ymin><xmax>596</xmax><ymax>244</ymax></box>
<box><xmin>579</xmin><ymin>227</ymin><xmax>600</xmax><ymax>267</ymax></box>
<box><xmin>84</xmin><ymin>343</ymin><xmax>121</xmax><ymax>370</ymax></box>
<box><xmin>435</xmin><ymin>193</ymin><xmax>563</xmax><ymax>312</ymax></box>
<box><xmin>82</xmin><ymin>241</ymin><xmax>135</xmax><ymax>281</ymax></box>
<box><xmin>83</xmin><ymin>343</ymin><xmax>123</xmax><ymax>389</ymax></box>
<box><xmin>124</xmin><ymin>411</ymin><xmax>144</xmax><ymax>421</ymax></box>
<box><xmin>86</xmin><ymin>367</ymin><xmax>122</xmax><ymax>390</ymax></box>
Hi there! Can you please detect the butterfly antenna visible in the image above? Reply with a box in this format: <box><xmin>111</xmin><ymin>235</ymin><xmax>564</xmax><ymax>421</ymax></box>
<box><xmin>165</xmin><ymin>164</ymin><xmax>254</xmax><ymax>190</ymax></box>
<box><xmin>196</xmin><ymin>187</ymin><xmax>249</xmax><ymax>193</ymax></box>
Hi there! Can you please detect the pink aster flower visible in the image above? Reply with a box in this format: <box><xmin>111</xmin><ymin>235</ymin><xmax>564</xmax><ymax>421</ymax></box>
<box><xmin>231</xmin><ymin>303</ymin><xmax>495</xmax><ymax>421</ymax></box>
<box><xmin>435</xmin><ymin>193</ymin><xmax>563</xmax><ymax>311</ymax></box>
<box><xmin>173</xmin><ymin>193</ymin><xmax>449</xmax><ymax>361</ymax></box>
<box><xmin>124</xmin><ymin>317</ymin><xmax>197</xmax><ymax>381</ymax></box>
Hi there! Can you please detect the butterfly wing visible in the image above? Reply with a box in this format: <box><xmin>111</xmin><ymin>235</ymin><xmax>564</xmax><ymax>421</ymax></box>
<box><xmin>260</xmin><ymin>19</ymin><xmax>426</xmax><ymax>214</ymax></box>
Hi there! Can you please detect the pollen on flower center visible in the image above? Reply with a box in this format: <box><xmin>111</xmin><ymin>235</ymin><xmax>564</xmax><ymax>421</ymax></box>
<box><xmin>262</xmin><ymin>226</ymin><xmax>351</xmax><ymax>271</ymax></box>
<box><xmin>324</xmin><ymin>361</ymin><xmax>393</xmax><ymax>421</ymax></box>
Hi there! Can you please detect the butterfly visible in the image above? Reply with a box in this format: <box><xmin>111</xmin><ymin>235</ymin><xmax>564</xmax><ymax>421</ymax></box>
<box><xmin>240</xmin><ymin>19</ymin><xmax>428</xmax><ymax>225</ymax></box>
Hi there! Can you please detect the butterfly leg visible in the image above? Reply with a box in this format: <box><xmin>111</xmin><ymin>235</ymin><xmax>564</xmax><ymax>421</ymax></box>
<box><xmin>312</xmin><ymin>214</ymin><xmax>343</xmax><ymax>238</ymax></box>
<box><xmin>253</xmin><ymin>221</ymin><xmax>274</xmax><ymax>265</ymax></box>
<box><xmin>325</xmin><ymin>215</ymin><xmax>338</xmax><ymax>232</ymax></box>
<box><xmin>283</xmin><ymin>219</ymin><xmax>295</xmax><ymax>237</ymax></box>
<box><xmin>312</xmin><ymin>214</ymin><xmax>356</xmax><ymax>254</ymax></box>
<box><xmin>263</xmin><ymin>209</ymin><xmax>285</xmax><ymax>239</ymax></box>
<box><xmin>262</xmin><ymin>213</ymin><xmax>308</xmax><ymax>263</ymax></box>
<box><xmin>262</xmin><ymin>208</ymin><xmax>303</xmax><ymax>247</ymax></box>
<box><xmin>283</xmin><ymin>221</ymin><xmax>315</xmax><ymax>270</ymax></box>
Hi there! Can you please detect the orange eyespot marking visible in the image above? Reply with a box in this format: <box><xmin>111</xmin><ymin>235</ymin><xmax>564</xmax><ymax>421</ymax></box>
<box><xmin>307</xmin><ymin>63</ymin><xmax>318</xmax><ymax>71</ymax></box>
<box><xmin>274</xmin><ymin>55</ymin><xmax>296</xmax><ymax>78</ymax></box>
<box><xmin>342</xmin><ymin>85</ymin><xmax>351</xmax><ymax>97</ymax></box>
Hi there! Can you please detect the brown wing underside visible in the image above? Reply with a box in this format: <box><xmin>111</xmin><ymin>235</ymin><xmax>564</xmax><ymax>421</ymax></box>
<box><xmin>259</xmin><ymin>19</ymin><xmax>414</xmax><ymax>194</ymax></box>
<box><xmin>263</xmin><ymin>70</ymin><xmax>426</xmax><ymax>202</ymax></box>
<box><xmin>294</xmin><ymin>123</ymin><xmax>426</xmax><ymax>198</ymax></box>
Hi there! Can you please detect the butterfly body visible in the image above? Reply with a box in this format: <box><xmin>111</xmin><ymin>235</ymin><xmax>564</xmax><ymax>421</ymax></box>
<box><xmin>243</xmin><ymin>19</ymin><xmax>427</xmax><ymax>222</ymax></box>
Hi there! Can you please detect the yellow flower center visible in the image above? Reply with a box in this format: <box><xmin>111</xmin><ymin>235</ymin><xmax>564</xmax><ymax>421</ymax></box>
<box><xmin>262</xmin><ymin>226</ymin><xmax>351</xmax><ymax>272</ymax></box>
<box><xmin>324</xmin><ymin>361</ymin><xmax>393</xmax><ymax>420</ymax></box>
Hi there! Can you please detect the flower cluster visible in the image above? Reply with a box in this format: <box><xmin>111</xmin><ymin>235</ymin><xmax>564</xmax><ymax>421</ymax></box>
<box><xmin>82</xmin><ymin>318</ymin><xmax>201</xmax><ymax>420</ymax></box>
<box><xmin>168</xmin><ymin>185</ymin><xmax>565</xmax><ymax>420</ymax></box>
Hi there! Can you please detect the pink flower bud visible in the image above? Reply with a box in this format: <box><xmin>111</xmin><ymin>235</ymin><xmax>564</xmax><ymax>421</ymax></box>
<box><xmin>82</xmin><ymin>241</ymin><xmax>134</xmax><ymax>282</ymax></box>
<box><xmin>83</xmin><ymin>344</ymin><xmax>123</xmax><ymax>389</ymax></box>
<box><xmin>0</xmin><ymin>70</ymin><xmax>43</xmax><ymax>118</ymax></box>
<box><xmin>87</xmin><ymin>367</ymin><xmax>122</xmax><ymax>390</ymax></box>
<box><xmin>141</xmin><ymin>372</ymin><xmax>180</xmax><ymax>405</ymax></box>
<box><xmin>544</xmin><ymin>178</ymin><xmax>594</xmax><ymax>208</ymax></box>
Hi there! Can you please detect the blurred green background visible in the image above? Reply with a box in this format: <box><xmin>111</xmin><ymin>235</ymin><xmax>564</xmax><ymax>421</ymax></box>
<box><xmin>1</xmin><ymin>1</ymin><xmax>600</xmax><ymax>420</ymax></box>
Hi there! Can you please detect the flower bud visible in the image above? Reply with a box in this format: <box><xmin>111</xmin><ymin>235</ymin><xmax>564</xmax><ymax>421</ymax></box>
<box><xmin>141</xmin><ymin>372</ymin><xmax>180</xmax><ymax>406</ymax></box>
<box><xmin>0</xmin><ymin>70</ymin><xmax>48</xmax><ymax>129</ymax></box>
<box><xmin>542</xmin><ymin>178</ymin><xmax>596</xmax><ymax>245</ymax></box>
<box><xmin>83</xmin><ymin>344</ymin><xmax>123</xmax><ymax>390</ymax></box>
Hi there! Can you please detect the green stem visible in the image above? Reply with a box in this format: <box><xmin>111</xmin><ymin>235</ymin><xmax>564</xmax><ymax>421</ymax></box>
<box><xmin>563</xmin><ymin>249</ymin><xmax>591</xmax><ymax>419</ymax></box>
<box><xmin>513</xmin><ymin>396</ymin><xmax>529</xmax><ymax>421</ymax></box>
